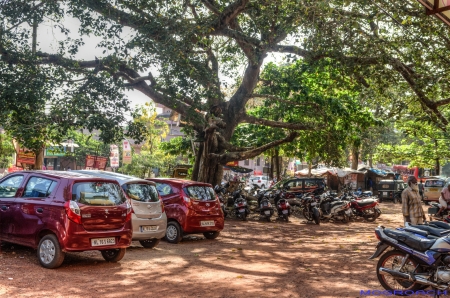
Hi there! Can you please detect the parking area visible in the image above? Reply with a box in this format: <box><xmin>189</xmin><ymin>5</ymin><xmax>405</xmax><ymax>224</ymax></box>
<box><xmin>0</xmin><ymin>203</ymin><xmax>424</xmax><ymax>298</ymax></box>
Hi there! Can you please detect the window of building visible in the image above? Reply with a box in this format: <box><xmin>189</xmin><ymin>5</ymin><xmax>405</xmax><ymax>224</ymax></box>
<box><xmin>244</xmin><ymin>159</ymin><xmax>249</xmax><ymax>166</ymax></box>
<box><xmin>256</xmin><ymin>157</ymin><xmax>260</xmax><ymax>166</ymax></box>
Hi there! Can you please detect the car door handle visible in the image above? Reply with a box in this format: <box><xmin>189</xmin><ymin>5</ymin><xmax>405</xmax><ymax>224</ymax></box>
<box><xmin>36</xmin><ymin>208</ymin><xmax>43</xmax><ymax>213</ymax></box>
<box><xmin>1</xmin><ymin>206</ymin><xmax>8</xmax><ymax>211</ymax></box>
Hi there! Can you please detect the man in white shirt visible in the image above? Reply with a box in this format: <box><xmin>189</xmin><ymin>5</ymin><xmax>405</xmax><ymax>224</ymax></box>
<box><xmin>437</xmin><ymin>184</ymin><xmax>450</xmax><ymax>217</ymax></box>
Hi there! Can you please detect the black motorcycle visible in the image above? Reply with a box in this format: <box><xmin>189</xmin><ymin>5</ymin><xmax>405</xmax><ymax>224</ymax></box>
<box><xmin>300</xmin><ymin>192</ymin><xmax>321</xmax><ymax>225</ymax></box>
<box><xmin>232</xmin><ymin>189</ymin><xmax>250</xmax><ymax>221</ymax></box>
<box><xmin>214</xmin><ymin>183</ymin><xmax>228</xmax><ymax>218</ymax></box>
<box><xmin>273</xmin><ymin>188</ymin><xmax>291</xmax><ymax>221</ymax></box>
<box><xmin>259</xmin><ymin>196</ymin><xmax>273</xmax><ymax>221</ymax></box>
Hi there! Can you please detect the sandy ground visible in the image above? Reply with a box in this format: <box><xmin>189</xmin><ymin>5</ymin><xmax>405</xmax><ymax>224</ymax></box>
<box><xmin>0</xmin><ymin>202</ymin><xmax>432</xmax><ymax>298</ymax></box>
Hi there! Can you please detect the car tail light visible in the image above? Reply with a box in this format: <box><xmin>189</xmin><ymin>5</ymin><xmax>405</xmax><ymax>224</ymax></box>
<box><xmin>258</xmin><ymin>180</ymin><xmax>261</xmax><ymax>183</ymax></box>
<box><xmin>64</xmin><ymin>200</ymin><xmax>82</xmax><ymax>224</ymax></box>
<box><xmin>125</xmin><ymin>201</ymin><xmax>132</xmax><ymax>222</ymax></box>
<box><xmin>183</xmin><ymin>196</ymin><xmax>191</xmax><ymax>207</ymax></box>
<box><xmin>159</xmin><ymin>198</ymin><xmax>165</xmax><ymax>213</ymax></box>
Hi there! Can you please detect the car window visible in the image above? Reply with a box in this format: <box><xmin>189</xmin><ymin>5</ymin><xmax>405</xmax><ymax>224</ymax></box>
<box><xmin>155</xmin><ymin>183</ymin><xmax>174</xmax><ymax>196</ymax></box>
<box><xmin>23</xmin><ymin>177</ymin><xmax>57</xmax><ymax>198</ymax></box>
<box><xmin>0</xmin><ymin>175</ymin><xmax>24</xmax><ymax>198</ymax></box>
<box><xmin>425</xmin><ymin>180</ymin><xmax>444</xmax><ymax>187</ymax></box>
<box><xmin>72</xmin><ymin>182</ymin><xmax>126</xmax><ymax>206</ymax></box>
<box><xmin>183</xmin><ymin>186</ymin><xmax>215</xmax><ymax>201</ymax></box>
<box><xmin>123</xmin><ymin>183</ymin><xmax>159</xmax><ymax>202</ymax></box>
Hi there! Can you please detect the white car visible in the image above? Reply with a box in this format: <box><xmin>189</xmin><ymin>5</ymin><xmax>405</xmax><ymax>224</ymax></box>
<box><xmin>249</xmin><ymin>176</ymin><xmax>269</xmax><ymax>189</ymax></box>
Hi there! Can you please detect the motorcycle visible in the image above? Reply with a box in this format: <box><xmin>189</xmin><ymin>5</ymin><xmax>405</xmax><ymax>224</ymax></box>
<box><xmin>353</xmin><ymin>187</ymin><xmax>373</xmax><ymax>198</ymax></box>
<box><xmin>259</xmin><ymin>196</ymin><xmax>273</xmax><ymax>222</ymax></box>
<box><xmin>318</xmin><ymin>192</ymin><xmax>352</xmax><ymax>223</ymax></box>
<box><xmin>214</xmin><ymin>183</ymin><xmax>228</xmax><ymax>218</ymax></box>
<box><xmin>428</xmin><ymin>202</ymin><xmax>450</xmax><ymax>223</ymax></box>
<box><xmin>370</xmin><ymin>225</ymin><xmax>450</xmax><ymax>295</ymax></box>
<box><xmin>273</xmin><ymin>188</ymin><xmax>291</xmax><ymax>221</ymax></box>
<box><xmin>232</xmin><ymin>189</ymin><xmax>250</xmax><ymax>221</ymax></box>
<box><xmin>300</xmin><ymin>192</ymin><xmax>321</xmax><ymax>225</ymax></box>
<box><xmin>338</xmin><ymin>192</ymin><xmax>381</xmax><ymax>221</ymax></box>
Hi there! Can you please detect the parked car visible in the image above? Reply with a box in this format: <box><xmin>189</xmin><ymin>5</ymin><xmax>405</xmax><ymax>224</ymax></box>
<box><xmin>147</xmin><ymin>178</ymin><xmax>224</xmax><ymax>244</ymax></box>
<box><xmin>423</xmin><ymin>178</ymin><xmax>446</xmax><ymax>204</ymax></box>
<box><xmin>74</xmin><ymin>170</ymin><xmax>167</xmax><ymax>248</ymax></box>
<box><xmin>0</xmin><ymin>171</ymin><xmax>132</xmax><ymax>269</ymax></box>
<box><xmin>264</xmin><ymin>177</ymin><xmax>325</xmax><ymax>206</ymax></box>
<box><xmin>249</xmin><ymin>176</ymin><xmax>270</xmax><ymax>189</ymax></box>
<box><xmin>377</xmin><ymin>180</ymin><xmax>407</xmax><ymax>203</ymax></box>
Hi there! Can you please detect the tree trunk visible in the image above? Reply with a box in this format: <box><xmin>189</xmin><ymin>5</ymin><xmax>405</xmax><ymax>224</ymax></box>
<box><xmin>191</xmin><ymin>142</ymin><xmax>203</xmax><ymax>181</ymax></box>
<box><xmin>351</xmin><ymin>146</ymin><xmax>359</xmax><ymax>170</ymax></box>
<box><xmin>275</xmin><ymin>149</ymin><xmax>281</xmax><ymax>181</ymax></box>
<box><xmin>34</xmin><ymin>147</ymin><xmax>44</xmax><ymax>170</ymax></box>
<box><xmin>270</xmin><ymin>154</ymin><xmax>274</xmax><ymax>180</ymax></box>
<box><xmin>436</xmin><ymin>158</ymin><xmax>440</xmax><ymax>176</ymax></box>
<box><xmin>369</xmin><ymin>153</ymin><xmax>373</xmax><ymax>168</ymax></box>
<box><xmin>196</xmin><ymin>132</ymin><xmax>224</xmax><ymax>186</ymax></box>
<box><xmin>308</xmin><ymin>162</ymin><xmax>312</xmax><ymax>177</ymax></box>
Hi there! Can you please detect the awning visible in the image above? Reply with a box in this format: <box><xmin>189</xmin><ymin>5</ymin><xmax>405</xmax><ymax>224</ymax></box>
<box><xmin>253</xmin><ymin>170</ymin><xmax>263</xmax><ymax>175</ymax></box>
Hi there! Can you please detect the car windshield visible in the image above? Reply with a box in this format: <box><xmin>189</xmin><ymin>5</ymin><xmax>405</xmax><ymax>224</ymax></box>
<box><xmin>72</xmin><ymin>182</ymin><xmax>126</xmax><ymax>206</ymax></box>
<box><xmin>270</xmin><ymin>178</ymin><xmax>291</xmax><ymax>189</ymax></box>
<box><xmin>425</xmin><ymin>180</ymin><xmax>444</xmax><ymax>187</ymax></box>
<box><xmin>183</xmin><ymin>185</ymin><xmax>216</xmax><ymax>201</ymax></box>
<box><xmin>123</xmin><ymin>183</ymin><xmax>159</xmax><ymax>202</ymax></box>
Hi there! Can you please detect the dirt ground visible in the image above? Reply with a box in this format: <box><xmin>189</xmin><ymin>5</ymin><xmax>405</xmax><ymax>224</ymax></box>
<box><xmin>0</xmin><ymin>202</ymin><xmax>430</xmax><ymax>298</ymax></box>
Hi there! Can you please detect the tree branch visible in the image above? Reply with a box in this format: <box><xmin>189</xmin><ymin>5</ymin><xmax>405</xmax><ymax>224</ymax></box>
<box><xmin>210</xmin><ymin>131</ymin><xmax>298</xmax><ymax>164</ymax></box>
<box><xmin>249</xmin><ymin>93</ymin><xmax>322</xmax><ymax>110</ymax></box>
<box><xmin>241</xmin><ymin>114</ymin><xmax>319</xmax><ymax>130</ymax></box>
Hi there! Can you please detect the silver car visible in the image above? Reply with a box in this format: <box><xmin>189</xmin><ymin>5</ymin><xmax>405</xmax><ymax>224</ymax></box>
<box><xmin>74</xmin><ymin>170</ymin><xmax>167</xmax><ymax>248</ymax></box>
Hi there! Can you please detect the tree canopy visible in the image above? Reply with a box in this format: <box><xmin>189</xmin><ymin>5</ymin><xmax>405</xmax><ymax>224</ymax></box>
<box><xmin>2</xmin><ymin>0</ymin><xmax>450</xmax><ymax>182</ymax></box>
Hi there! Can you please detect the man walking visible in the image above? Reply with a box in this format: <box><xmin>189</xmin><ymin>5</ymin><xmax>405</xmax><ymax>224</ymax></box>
<box><xmin>402</xmin><ymin>176</ymin><xmax>426</xmax><ymax>225</ymax></box>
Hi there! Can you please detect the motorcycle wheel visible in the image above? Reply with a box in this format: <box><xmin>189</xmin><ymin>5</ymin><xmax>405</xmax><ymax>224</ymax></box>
<box><xmin>312</xmin><ymin>208</ymin><xmax>320</xmax><ymax>225</ymax></box>
<box><xmin>363</xmin><ymin>208</ymin><xmax>378</xmax><ymax>222</ymax></box>
<box><xmin>375</xmin><ymin>207</ymin><xmax>382</xmax><ymax>218</ymax></box>
<box><xmin>266</xmin><ymin>216</ymin><xmax>271</xmax><ymax>222</ymax></box>
<box><xmin>376</xmin><ymin>250</ymin><xmax>426</xmax><ymax>293</ymax></box>
<box><xmin>283</xmin><ymin>214</ymin><xmax>289</xmax><ymax>222</ymax></box>
<box><xmin>342</xmin><ymin>214</ymin><xmax>349</xmax><ymax>223</ymax></box>
<box><xmin>302</xmin><ymin>208</ymin><xmax>314</xmax><ymax>221</ymax></box>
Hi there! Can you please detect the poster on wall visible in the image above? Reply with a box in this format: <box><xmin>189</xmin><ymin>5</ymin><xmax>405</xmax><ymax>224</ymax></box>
<box><xmin>85</xmin><ymin>155</ymin><xmax>108</xmax><ymax>170</ymax></box>
<box><xmin>122</xmin><ymin>141</ymin><xmax>132</xmax><ymax>164</ymax></box>
<box><xmin>110</xmin><ymin>145</ymin><xmax>119</xmax><ymax>168</ymax></box>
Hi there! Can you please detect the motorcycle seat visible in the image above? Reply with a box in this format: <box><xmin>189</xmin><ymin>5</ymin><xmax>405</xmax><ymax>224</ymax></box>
<box><xmin>429</xmin><ymin>221</ymin><xmax>450</xmax><ymax>230</ymax></box>
<box><xmin>330</xmin><ymin>201</ymin><xmax>346</xmax><ymax>207</ymax></box>
<box><xmin>362</xmin><ymin>191</ymin><xmax>372</xmax><ymax>196</ymax></box>
<box><xmin>357</xmin><ymin>199</ymin><xmax>376</xmax><ymax>207</ymax></box>
<box><xmin>384</xmin><ymin>228</ymin><xmax>436</xmax><ymax>252</ymax></box>
<box><xmin>410</xmin><ymin>224</ymin><xmax>450</xmax><ymax>237</ymax></box>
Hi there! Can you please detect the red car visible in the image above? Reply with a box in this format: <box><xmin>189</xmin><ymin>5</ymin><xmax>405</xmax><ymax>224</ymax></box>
<box><xmin>0</xmin><ymin>171</ymin><xmax>132</xmax><ymax>269</ymax></box>
<box><xmin>147</xmin><ymin>178</ymin><xmax>224</xmax><ymax>244</ymax></box>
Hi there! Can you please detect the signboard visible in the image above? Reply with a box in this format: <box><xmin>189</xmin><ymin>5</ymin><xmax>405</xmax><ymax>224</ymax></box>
<box><xmin>17</xmin><ymin>151</ymin><xmax>36</xmax><ymax>165</ymax></box>
<box><xmin>110</xmin><ymin>145</ymin><xmax>119</xmax><ymax>168</ymax></box>
<box><xmin>226</xmin><ymin>161</ymin><xmax>238</xmax><ymax>166</ymax></box>
<box><xmin>85</xmin><ymin>155</ymin><xmax>108</xmax><ymax>170</ymax></box>
<box><xmin>122</xmin><ymin>141</ymin><xmax>132</xmax><ymax>165</ymax></box>
<box><xmin>45</xmin><ymin>146</ymin><xmax>66</xmax><ymax>157</ymax></box>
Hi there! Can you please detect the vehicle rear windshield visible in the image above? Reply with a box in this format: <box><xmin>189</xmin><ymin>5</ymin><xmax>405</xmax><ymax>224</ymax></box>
<box><xmin>425</xmin><ymin>180</ymin><xmax>444</xmax><ymax>187</ymax></box>
<box><xmin>123</xmin><ymin>183</ymin><xmax>159</xmax><ymax>202</ymax></box>
<box><xmin>183</xmin><ymin>186</ymin><xmax>216</xmax><ymax>201</ymax></box>
<box><xmin>72</xmin><ymin>182</ymin><xmax>126</xmax><ymax>206</ymax></box>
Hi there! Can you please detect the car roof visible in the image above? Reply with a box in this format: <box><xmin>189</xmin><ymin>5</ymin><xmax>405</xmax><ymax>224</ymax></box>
<box><xmin>147</xmin><ymin>178</ymin><xmax>212</xmax><ymax>187</ymax></box>
<box><xmin>15</xmin><ymin>170</ymin><xmax>108</xmax><ymax>180</ymax></box>
<box><xmin>72</xmin><ymin>170</ymin><xmax>155</xmax><ymax>186</ymax></box>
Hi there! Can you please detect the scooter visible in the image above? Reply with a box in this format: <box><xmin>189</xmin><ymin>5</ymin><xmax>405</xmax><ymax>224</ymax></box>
<box><xmin>273</xmin><ymin>188</ymin><xmax>291</xmax><ymax>221</ymax></box>
<box><xmin>259</xmin><ymin>196</ymin><xmax>273</xmax><ymax>221</ymax></box>
<box><xmin>214</xmin><ymin>183</ymin><xmax>229</xmax><ymax>218</ymax></box>
<box><xmin>232</xmin><ymin>189</ymin><xmax>250</xmax><ymax>221</ymax></box>
<box><xmin>428</xmin><ymin>201</ymin><xmax>450</xmax><ymax>222</ymax></box>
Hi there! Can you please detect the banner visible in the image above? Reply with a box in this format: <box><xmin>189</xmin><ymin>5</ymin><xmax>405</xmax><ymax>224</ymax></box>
<box><xmin>17</xmin><ymin>150</ymin><xmax>36</xmax><ymax>165</ymax></box>
<box><xmin>122</xmin><ymin>140</ymin><xmax>132</xmax><ymax>164</ymax></box>
<box><xmin>85</xmin><ymin>155</ymin><xmax>108</xmax><ymax>170</ymax></box>
<box><xmin>110</xmin><ymin>144</ymin><xmax>119</xmax><ymax>168</ymax></box>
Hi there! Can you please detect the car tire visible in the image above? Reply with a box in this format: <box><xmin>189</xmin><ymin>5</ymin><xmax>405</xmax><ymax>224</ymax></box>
<box><xmin>37</xmin><ymin>234</ymin><xmax>65</xmax><ymax>269</ymax></box>
<box><xmin>165</xmin><ymin>221</ymin><xmax>183</xmax><ymax>244</ymax></box>
<box><xmin>203</xmin><ymin>231</ymin><xmax>220</xmax><ymax>239</ymax></box>
<box><xmin>100</xmin><ymin>248</ymin><xmax>126</xmax><ymax>262</ymax></box>
<box><xmin>139</xmin><ymin>238</ymin><xmax>161</xmax><ymax>249</ymax></box>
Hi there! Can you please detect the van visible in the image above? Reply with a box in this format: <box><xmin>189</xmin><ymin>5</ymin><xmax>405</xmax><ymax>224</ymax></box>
<box><xmin>423</xmin><ymin>178</ymin><xmax>446</xmax><ymax>203</ymax></box>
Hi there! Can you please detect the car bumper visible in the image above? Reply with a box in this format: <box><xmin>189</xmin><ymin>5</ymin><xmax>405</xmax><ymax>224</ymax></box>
<box><xmin>131</xmin><ymin>212</ymin><xmax>167</xmax><ymax>240</ymax></box>
<box><xmin>62</xmin><ymin>221</ymin><xmax>132</xmax><ymax>252</ymax></box>
<box><xmin>183</xmin><ymin>215</ymin><xmax>224</xmax><ymax>234</ymax></box>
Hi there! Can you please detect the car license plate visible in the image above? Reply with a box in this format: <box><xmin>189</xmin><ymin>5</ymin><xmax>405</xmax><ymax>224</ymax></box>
<box><xmin>429</xmin><ymin>188</ymin><xmax>439</xmax><ymax>192</ymax></box>
<box><xmin>141</xmin><ymin>225</ymin><xmax>158</xmax><ymax>232</ymax></box>
<box><xmin>264</xmin><ymin>210</ymin><xmax>271</xmax><ymax>215</ymax></box>
<box><xmin>239</xmin><ymin>208</ymin><xmax>245</xmax><ymax>213</ymax></box>
<box><xmin>91</xmin><ymin>237</ymin><xmax>115</xmax><ymax>247</ymax></box>
<box><xmin>282</xmin><ymin>210</ymin><xmax>288</xmax><ymax>214</ymax></box>
<box><xmin>383</xmin><ymin>192</ymin><xmax>388</xmax><ymax>196</ymax></box>
<box><xmin>201</xmin><ymin>220</ymin><xmax>215</xmax><ymax>227</ymax></box>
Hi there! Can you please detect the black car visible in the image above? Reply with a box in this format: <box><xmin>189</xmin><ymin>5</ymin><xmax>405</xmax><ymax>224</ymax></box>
<box><xmin>263</xmin><ymin>177</ymin><xmax>325</xmax><ymax>206</ymax></box>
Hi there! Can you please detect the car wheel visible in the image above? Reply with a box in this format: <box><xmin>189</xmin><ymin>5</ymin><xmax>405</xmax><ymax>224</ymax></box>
<box><xmin>203</xmin><ymin>231</ymin><xmax>220</xmax><ymax>239</ymax></box>
<box><xmin>37</xmin><ymin>234</ymin><xmax>65</xmax><ymax>269</ymax></box>
<box><xmin>165</xmin><ymin>221</ymin><xmax>182</xmax><ymax>244</ymax></box>
<box><xmin>139</xmin><ymin>238</ymin><xmax>161</xmax><ymax>249</ymax></box>
<box><xmin>100</xmin><ymin>248</ymin><xmax>126</xmax><ymax>262</ymax></box>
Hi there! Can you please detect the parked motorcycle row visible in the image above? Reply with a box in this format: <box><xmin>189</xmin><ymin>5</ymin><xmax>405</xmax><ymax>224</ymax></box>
<box><xmin>214</xmin><ymin>182</ymin><xmax>382</xmax><ymax>224</ymax></box>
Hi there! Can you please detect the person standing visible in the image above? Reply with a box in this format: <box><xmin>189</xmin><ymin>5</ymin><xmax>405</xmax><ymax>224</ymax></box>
<box><xmin>402</xmin><ymin>176</ymin><xmax>426</xmax><ymax>225</ymax></box>
<box><xmin>367</xmin><ymin>177</ymin><xmax>373</xmax><ymax>191</ymax></box>
<box><xmin>437</xmin><ymin>183</ymin><xmax>450</xmax><ymax>217</ymax></box>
